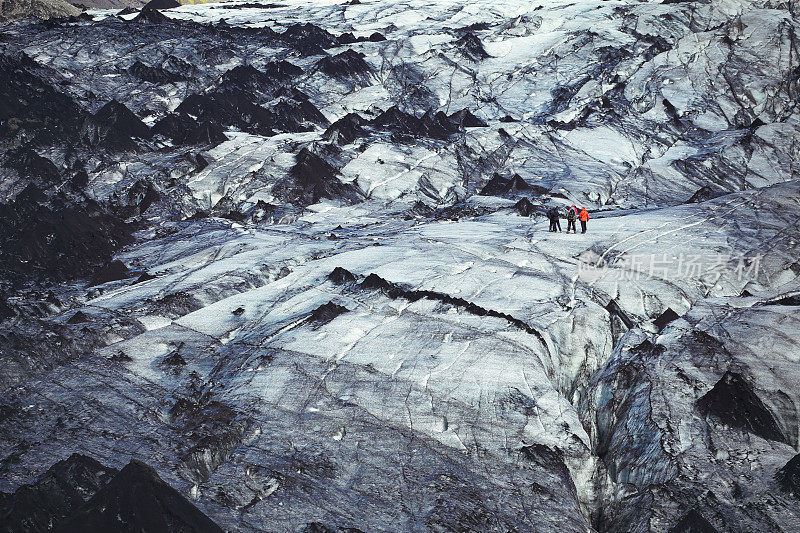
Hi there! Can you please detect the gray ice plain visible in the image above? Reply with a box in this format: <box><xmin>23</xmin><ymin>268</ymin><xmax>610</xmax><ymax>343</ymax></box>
<box><xmin>0</xmin><ymin>0</ymin><xmax>799</xmax><ymax>531</ymax></box>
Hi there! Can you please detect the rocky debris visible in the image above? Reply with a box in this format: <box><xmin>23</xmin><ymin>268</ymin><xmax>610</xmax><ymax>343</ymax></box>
<box><xmin>406</xmin><ymin>200</ymin><xmax>494</xmax><ymax>221</ymax></box>
<box><xmin>81</xmin><ymin>100</ymin><xmax>151</xmax><ymax>152</ymax></box>
<box><xmin>654</xmin><ymin>307</ymin><xmax>681</xmax><ymax>331</ymax></box>
<box><xmin>144</xmin><ymin>291</ymin><xmax>202</xmax><ymax>319</ymax></box>
<box><xmin>273</xmin><ymin>86</ymin><xmax>313</xmax><ymax>102</ymax></box>
<box><xmin>219</xmin><ymin>64</ymin><xmax>280</xmax><ymax>96</ymax></box>
<box><xmin>133</xmin><ymin>271</ymin><xmax>156</xmax><ymax>283</ymax></box>
<box><xmin>169</xmin><ymin>392</ymin><xmax>248</xmax><ymax>483</ymax></box>
<box><xmin>661</xmin><ymin>98</ymin><xmax>684</xmax><ymax>127</ymax></box>
<box><xmin>365</xmin><ymin>107</ymin><xmax>488</xmax><ymax>141</ymax></box>
<box><xmin>125</xmin><ymin>179</ymin><xmax>160</xmax><ymax>215</ymax></box>
<box><xmin>244</xmin><ymin>199</ymin><xmax>280</xmax><ymax>223</ymax></box>
<box><xmin>629</xmin><ymin>340</ymin><xmax>665</xmax><ymax>358</ymax></box>
<box><xmin>633</xmin><ymin>30</ymin><xmax>672</xmax><ymax>62</ymax></box>
<box><xmin>159</xmin><ymin>54</ymin><xmax>194</xmax><ymax>78</ymax></box>
<box><xmin>54</xmin><ymin>459</ymin><xmax>224</xmax><ymax>532</ymax></box>
<box><xmin>90</xmin><ymin>259</ymin><xmax>129</xmax><ymax>286</ymax></box>
<box><xmin>447</xmin><ymin>108</ymin><xmax>487</xmax><ymax>128</ymax></box>
<box><xmin>0</xmin><ymin>0</ymin><xmax>79</xmax><ymax>20</ymax></box>
<box><xmin>12</xmin><ymin>182</ymin><xmax>47</xmax><ymax>204</ymax></box>
<box><xmin>333</xmin><ymin>269</ymin><xmax>546</xmax><ymax>341</ymax></box>
<box><xmin>109</xmin><ymin>349</ymin><xmax>133</xmax><ymax>362</ymax></box>
<box><xmin>66</xmin><ymin>310</ymin><xmax>88</xmax><ymax>324</ymax></box>
<box><xmin>128</xmin><ymin>60</ymin><xmax>185</xmax><ymax>84</ymax></box>
<box><xmin>131</xmin><ymin>4</ymin><xmax>169</xmax><ymax>23</ymax></box>
<box><xmin>0</xmin><ymin>53</ymin><xmax>85</xmax><ymax>144</ymax></box>
<box><xmin>142</xmin><ymin>0</ymin><xmax>178</xmax><ymax>9</ymax></box>
<box><xmin>161</xmin><ymin>344</ymin><xmax>187</xmax><ymax>367</ymax></box>
<box><xmin>262</xmin><ymin>59</ymin><xmax>304</xmax><ymax>82</ymax></box>
<box><xmin>184</xmin><ymin>210</ymin><xmax>208</xmax><ymax>221</ymax></box>
<box><xmin>309</xmin><ymin>301</ymin><xmax>348</xmax><ymax>326</ymax></box>
<box><xmin>765</xmin><ymin>294</ymin><xmax>800</xmax><ymax>306</ymax></box>
<box><xmin>0</xmin><ymin>312</ymin><xmax>139</xmax><ymax>389</ymax></box>
<box><xmin>456</xmin><ymin>21</ymin><xmax>491</xmax><ymax>33</ymax></box>
<box><xmin>109</xmin><ymin>179</ymin><xmax>160</xmax><ymax>219</ymax></box>
<box><xmin>338</xmin><ymin>30</ymin><xmax>386</xmax><ymax>44</ymax></box>
<box><xmin>514</xmin><ymin>197</ymin><xmax>536</xmax><ymax>216</ymax></box>
<box><xmin>478</xmin><ymin>173</ymin><xmax>548</xmax><ymax>197</ymax></box>
<box><xmin>370</xmin><ymin>106</ymin><xmax>455</xmax><ymax>140</ymax></box>
<box><xmin>274</xmin><ymin>147</ymin><xmax>364</xmax><ymax>206</ymax></box>
<box><xmin>280</xmin><ymin>22</ymin><xmax>339</xmax><ymax>54</ymax></box>
<box><xmin>0</xmin><ymin>454</ymin><xmax>117</xmax><ymax>533</ymax></box>
<box><xmin>0</xmin><ymin>196</ymin><xmax>132</xmax><ymax>287</ymax></box>
<box><xmin>176</xmin><ymin>90</ymin><xmax>278</xmax><ymax>137</ymax></box>
<box><xmin>210</xmin><ymin>195</ymin><xmax>246</xmax><ymax>221</ymax></box>
<box><xmin>519</xmin><ymin>443</ymin><xmax>577</xmax><ymax>497</ymax></box>
<box><xmin>775</xmin><ymin>454</ymin><xmax>800</xmax><ymax>497</ymax></box>
<box><xmin>696</xmin><ymin>372</ymin><xmax>788</xmax><ymax>444</ymax></box>
<box><xmin>324</xmin><ymin>113</ymin><xmax>367</xmax><ymax>145</ymax></box>
<box><xmin>0</xmin><ymin>296</ymin><xmax>15</xmax><ymax>321</ymax></box>
<box><xmin>193</xmin><ymin>153</ymin><xmax>209</xmax><ymax>171</ymax></box>
<box><xmin>546</xmin><ymin>78</ymin><xmax>590</xmax><ymax>116</ymax></box>
<box><xmin>479</xmin><ymin>173</ymin><xmax>530</xmax><ymax>196</ymax></box>
<box><xmin>2</xmin><ymin>147</ymin><xmax>61</xmax><ymax>185</ymax></box>
<box><xmin>686</xmin><ymin>185</ymin><xmax>722</xmax><ymax>204</ymax></box>
<box><xmin>339</xmin><ymin>30</ymin><xmax>385</xmax><ymax>43</ymax></box>
<box><xmin>668</xmin><ymin>509</ymin><xmax>718</xmax><ymax>533</ymax></box>
<box><xmin>315</xmin><ymin>49</ymin><xmax>374</xmax><ymax>87</ymax></box>
<box><xmin>455</xmin><ymin>32</ymin><xmax>490</xmax><ymax>61</ymax></box>
<box><xmin>70</xmin><ymin>169</ymin><xmax>89</xmax><ymax>189</ymax></box>
<box><xmin>328</xmin><ymin>266</ymin><xmax>357</xmax><ymax>284</ymax></box>
<box><xmin>269</xmin><ymin>95</ymin><xmax>329</xmax><ymax>132</ymax></box>
<box><xmin>152</xmin><ymin>113</ymin><xmax>228</xmax><ymax>146</ymax></box>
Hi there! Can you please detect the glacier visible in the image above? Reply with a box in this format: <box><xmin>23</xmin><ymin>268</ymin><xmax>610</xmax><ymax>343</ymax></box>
<box><xmin>0</xmin><ymin>0</ymin><xmax>799</xmax><ymax>530</ymax></box>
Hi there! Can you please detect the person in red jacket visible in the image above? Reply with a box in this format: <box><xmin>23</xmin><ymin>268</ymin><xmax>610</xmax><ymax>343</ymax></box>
<box><xmin>579</xmin><ymin>207</ymin><xmax>589</xmax><ymax>233</ymax></box>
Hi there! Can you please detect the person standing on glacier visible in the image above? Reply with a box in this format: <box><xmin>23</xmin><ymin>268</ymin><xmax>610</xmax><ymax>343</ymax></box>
<box><xmin>566</xmin><ymin>205</ymin><xmax>578</xmax><ymax>234</ymax></box>
<box><xmin>547</xmin><ymin>206</ymin><xmax>561</xmax><ymax>232</ymax></box>
<box><xmin>579</xmin><ymin>207</ymin><xmax>589</xmax><ymax>234</ymax></box>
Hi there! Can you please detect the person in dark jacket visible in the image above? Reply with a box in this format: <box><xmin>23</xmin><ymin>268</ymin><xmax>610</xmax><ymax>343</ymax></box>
<box><xmin>547</xmin><ymin>206</ymin><xmax>561</xmax><ymax>232</ymax></box>
<box><xmin>579</xmin><ymin>207</ymin><xmax>589</xmax><ymax>233</ymax></box>
<box><xmin>566</xmin><ymin>205</ymin><xmax>578</xmax><ymax>234</ymax></box>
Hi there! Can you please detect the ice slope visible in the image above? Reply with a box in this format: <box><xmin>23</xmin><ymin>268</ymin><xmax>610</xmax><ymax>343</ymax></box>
<box><xmin>0</xmin><ymin>0</ymin><xmax>799</xmax><ymax>531</ymax></box>
<box><xmin>4</xmin><ymin>0</ymin><xmax>795</xmax><ymax>211</ymax></box>
<box><xmin>3</xmin><ymin>181</ymin><xmax>800</xmax><ymax>531</ymax></box>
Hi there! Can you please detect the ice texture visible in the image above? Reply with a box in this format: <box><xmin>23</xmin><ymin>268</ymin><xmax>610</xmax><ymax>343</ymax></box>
<box><xmin>0</xmin><ymin>0</ymin><xmax>799</xmax><ymax>531</ymax></box>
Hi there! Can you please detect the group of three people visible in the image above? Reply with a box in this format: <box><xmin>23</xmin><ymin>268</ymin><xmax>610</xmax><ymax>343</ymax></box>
<box><xmin>547</xmin><ymin>205</ymin><xmax>589</xmax><ymax>234</ymax></box>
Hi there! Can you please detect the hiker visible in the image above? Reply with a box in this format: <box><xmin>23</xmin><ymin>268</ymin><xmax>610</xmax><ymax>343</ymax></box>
<box><xmin>547</xmin><ymin>206</ymin><xmax>561</xmax><ymax>232</ymax></box>
<box><xmin>566</xmin><ymin>204</ymin><xmax>578</xmax><ymax>234</ymax></box>
<box><xmin>579</xmin><ymin>207</ymin><xmax>589</xmax><ymax>234</ymax></box>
